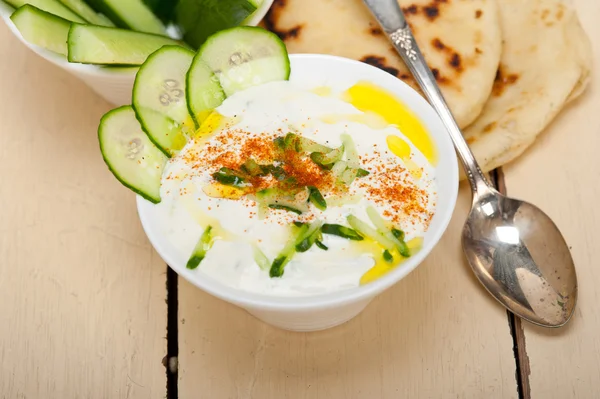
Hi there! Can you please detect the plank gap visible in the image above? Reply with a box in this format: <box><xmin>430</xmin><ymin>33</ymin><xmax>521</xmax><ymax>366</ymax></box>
<box><xmin>166</xmin><ymin>266</ymin><xmax>180</xmax><ymax>399</ymax></box>
<box><xmin>492</xmin><ymin>168</ymin><xmax>531</xmax><ymax>399</ymax></box>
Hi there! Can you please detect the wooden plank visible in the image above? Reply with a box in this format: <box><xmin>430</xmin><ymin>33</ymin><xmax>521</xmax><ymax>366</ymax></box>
<box><xmin>178</xmin><ymin>186</ymin><xmax>518</xmax><ymax>398</ymax></box>
<box><xmin>0</xmin><ymin>25</ymin><xmax>167</xmax><ymax>398</ymax></box>
<box><xmin>501</xmin><ymin>1</ymin><xmax>600</xmax><ymax>397</ymax></box>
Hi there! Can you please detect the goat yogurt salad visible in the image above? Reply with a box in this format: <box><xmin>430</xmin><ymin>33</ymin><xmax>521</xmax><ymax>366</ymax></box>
<box><xmin>152</xmin><ymin>79</ymin><xmax>438</xmax><ymax>297</ymax></box>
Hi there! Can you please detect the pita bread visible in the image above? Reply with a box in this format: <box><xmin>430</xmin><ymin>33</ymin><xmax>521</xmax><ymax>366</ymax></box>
<box><xmin>264</xmin><ymin>0</ymin><xmax>502</xmax><ymax>129</ymax></box>
<box><xmin>462</xmin><ymin>0</ymin><xmax>592</xmax><ymax>177</ymax></box>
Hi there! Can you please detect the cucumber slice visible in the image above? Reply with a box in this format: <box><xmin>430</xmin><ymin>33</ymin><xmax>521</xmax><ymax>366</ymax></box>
<box><xmin>347</xmin><ymin>215</ymin><xmax>397</xmax><ymax>251</ymax></box>
<box><xmin>174</xmin><ymin>0</ymin><xmax>257</xmax><ymax>49</ymax></box>
<box><xmin>98</xmin><ymin>106</ymin><xmax>167</xmax><ymax>204</ymax></box>
<box><xmin>142</xmin><ymin>0</ymin><xmax>177</xmax><ymax>24</ymax></box>
<box><xmin>366</xmin><ymin>206</ymin><xmax>410</xmax><ymax>257</ymax></box>
<box><xmin>198</xmin><ymin>26</ymin><xmax>290</xmax><ymax>96</ymax></box>
<box><xmin>186</xmin><ymin>226</ymin><xmax>214</xmax><ymax>269</ymax></box>
<box><xmin>10</xmin><ymin>4</ymin><xmax>70</xmax><ymax>55</ymax></box>
<box><xmin>270</xmin><ymin>224</ymin><xmax>307</xmax><ymax>278</ymax></box>
<box><xmin>84</xmin><ymin>0</ymin><xmax>166</xmax><ymax>34</ymax></box>
<box><xmin>132</xmin><ymin>45</ymin><xmax>195</xmax><ymax>157</ymax></box>
<box><xmin>4</xmin><ymin>0</ymin><xmax>85</xmax><ymax>21</ymax></box>
<box><xmin>295</xmin><ymin>220</ymin><xmax>324</xmax><ymax>252</ymax></box>
<box><xmin>58</xmin><ymin>0</ymin><xmax>114</xmax><ymax>26</ymax></box>
<box><xmin>186</xmin><ymin>54</ymin><xmax>226</xmax><ymax>125</ymax></box>
<box><xmin>252</xmin><ymin>244</ymin><xmax>270</xmax><ymax>271</ymax></box>
<box><xmin>67</xmin><ymin>24</ymin><xmax>183</xmax><ymax>65</ymax></box>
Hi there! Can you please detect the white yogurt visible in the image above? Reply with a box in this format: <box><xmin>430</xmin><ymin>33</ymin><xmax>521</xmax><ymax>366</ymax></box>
<box><xmin>153</xmin><ymin>80</ymin><xmax>437</xmax><ymax>297</ymax></box>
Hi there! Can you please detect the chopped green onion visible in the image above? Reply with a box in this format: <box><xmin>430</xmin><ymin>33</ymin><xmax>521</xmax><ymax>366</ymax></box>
<box><xmin>315</xmin><ymin>240</ymin><xmax>328</xmax><ymax>250</ymax></box>
<box><xmin>252</xmin><ymin>245</ymin><xmax>270</xmax><ymax>271</ymax></box>
<box><xmin>383</xmin><ymin>249</ymin><xmax>394</xmax><ymax>263</ymax></box>
<box><xmin>212</xmin><ymin>168</ymin><xmax>246</xmax><ymax>187</ymax></box>
<box><xmin>357</xmin><ymin>168</ymin><xmax>370</xmax><ymax>177</ymax></box>
<box><xmin>268</xmin><ymin>204</ymin><xmax>303</xmax><ymax>215</ymax></box>
<box><xmin>186</xmin><ymin>226</ymin><xmax>213</xmax><ymax>270</ymax></box>
<box><xmin>321</xmin><ymin>223</ymin><xmax>364</xmax><ymax>240</ymax></box>
<box><xmin>308</xmin><ymin>186</ymin><xmax>327</xmax><ymax>211</ymax></box>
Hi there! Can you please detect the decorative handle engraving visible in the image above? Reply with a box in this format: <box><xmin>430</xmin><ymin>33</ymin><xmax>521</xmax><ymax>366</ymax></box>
<box><xmin>390</xmin><ymin>27</ymin><xmax>417</xmax><ymax>61</ymax></box>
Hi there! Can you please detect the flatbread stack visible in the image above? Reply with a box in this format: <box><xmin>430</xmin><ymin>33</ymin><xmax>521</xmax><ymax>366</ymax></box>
<box><xmin>262</xmin><ymin>0</ymin><xmax>592</xmax><ymax>178</ymax></box>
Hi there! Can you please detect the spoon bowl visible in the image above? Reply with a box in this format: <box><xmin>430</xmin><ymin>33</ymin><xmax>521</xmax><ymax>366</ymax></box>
<box><xmin>364</xmin><ymin>0</ymin><xmax>579</xmax><ymax>327</ymax></box>
<box><xmin>463</xmin><ymin>186</ymin><xmax>577</xmax><ymax>327</ymax></box>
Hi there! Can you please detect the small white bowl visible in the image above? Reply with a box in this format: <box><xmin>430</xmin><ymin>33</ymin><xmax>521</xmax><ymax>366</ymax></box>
<box><xmin>0</xmin><ymin>0</ymin><xmax>274</xmax><ymax>106</ymax></box>
<box><xmin>137</xmin><ymin>54</ymin><xmax>460</xmax><ymax>332</ymax></box>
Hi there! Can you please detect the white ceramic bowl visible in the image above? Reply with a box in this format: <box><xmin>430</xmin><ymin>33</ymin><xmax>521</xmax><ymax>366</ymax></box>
<box><xmin>137</xmin><ymin>54</ymin><xmax>459</xmax><ymax>332</ymax></box>
<box><xmin>0</xmin><ymin>0</ymin><xmax>274</xmax><ymax>106</ymax></box>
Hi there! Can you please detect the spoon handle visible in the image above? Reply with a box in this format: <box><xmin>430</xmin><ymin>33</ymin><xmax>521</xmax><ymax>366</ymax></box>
<box><xmin>362</xmin><ymin>0</ymin><xmax>491</xmax><ymax>196</ymax></box>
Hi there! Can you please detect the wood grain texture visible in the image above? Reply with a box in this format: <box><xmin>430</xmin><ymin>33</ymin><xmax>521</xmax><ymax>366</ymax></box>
<box><xmin>178</xmin><ymin>186</ymin><xmax>518</xmax><ymax>399</ymax></box>
<box><xmin>501</xmin><ymin>1</ymin><xmax>600</xmax><ymax>397</ymax></box>
<box><xmin>0</xmin><ymin>25</ymin><xmax>167</xmax><ymax>398</ymax></box>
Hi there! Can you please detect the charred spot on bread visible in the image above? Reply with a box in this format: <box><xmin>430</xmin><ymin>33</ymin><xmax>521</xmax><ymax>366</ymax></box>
<box><xmin>493</xmin><ymin>67</ymin><xmax>520</xmax><ymax>96</ymax></box>
<box><xmin>360</xmin><ymin>55</ymin><xmax>400</xmax><ymax>77</ymax></box>
<box><xmin>449</xmin><ymin>53</ymin><xmax>463</xmax><ymax>72</ymax></box>
<box><xmin>264</xmin><ymin>0</ymin><xmax>304</xmax><ymax>40</ymax></box>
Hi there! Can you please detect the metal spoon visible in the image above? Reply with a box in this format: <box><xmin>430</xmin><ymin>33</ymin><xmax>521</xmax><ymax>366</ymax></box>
<box><xmin>363</xmin><ymin>0</ymin><xmax>578</xmax><ymax>327</ymax></box>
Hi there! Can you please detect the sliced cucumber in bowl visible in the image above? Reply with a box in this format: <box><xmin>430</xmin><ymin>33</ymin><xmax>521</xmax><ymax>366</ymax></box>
<box><xmin>10</xmin><ymin>4</ymin><xmax>71</xmax><ymax>56</ymax></box>
<box><xmin>99</xmin><ymin>106</ymin><xmax>167</xmax><ymax>204</ymax></box>
<box><xmin>67</xmin><ymin>24</ymin><xmax>185</xmax><ymax>65</ymax></box>
<box><xmin>84</xmin><ymin>0</ymin><xmax>166</xmax><ymax>35</ymax></box>
<box><xmin>132</xmin><ymin>45</ymin><xmax>196</xmax><ymax>156</ymax></box>
<box><xmin>4</xmin><ymin>0</ymin><xmax>86</xmax><ymax>22</ymax></box>
<box><xmin>197</xmin><ymin>26</ymin><xmax>290</xmax><ymax>96</ymax></box>
<box><xmin>58</xmin><ymin>0</ymin><xmax>114</xmax><ymax>26</ymax></box>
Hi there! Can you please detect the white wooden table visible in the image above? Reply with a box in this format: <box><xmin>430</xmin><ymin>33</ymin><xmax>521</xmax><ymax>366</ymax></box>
<box><xmin>1</xmin><ymin>1</ymin><xmax>598</xmax><ymax>397</ymax></box>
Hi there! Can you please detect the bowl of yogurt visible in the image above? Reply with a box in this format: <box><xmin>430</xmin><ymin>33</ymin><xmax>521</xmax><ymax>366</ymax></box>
<box><xmin>136</xmin><ymin>53</ymin><xmax>459</xmax><ymax>331</ymax></box>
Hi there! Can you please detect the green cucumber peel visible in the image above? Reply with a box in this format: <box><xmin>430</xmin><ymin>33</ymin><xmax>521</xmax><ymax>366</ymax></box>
<box><xmin>295</xmin><ymin>220</ymin><xmax>324</xmax><ymax>252</ymax></box>
<box><xmin>252</xmin><ymin>244</ymin><xmax>270</xmax><ymax>271</ymax></box>
<box><xmin>268</xmin><ymin>204</ymin><xmax>303</xmax><ymax>215</ymax></box>
<box><xmin>366</xmin><ymin>206</ymin><xmax>410</xmax><ymax>257</ymax></box>
<box><xmin>315</xmin><ymin>240</ymin><xmax>328</xmax><ymax>250</ymax></box>
<box><xmin>308</xmin><ymin>186</ymin><xmax>327</xmax><ymax>211</ymax></box>
<box><xmin>269</xmin><ymin>224</ymin><xmax>307</xmax><ymax>277</ymax></box>
<box><xmin>186</xmin><ymin>226</ymin><xmax>213</xmax><ymax>269</ymax></box>
<box><xmin>321</xmin><ymin>223</ymin><xmax>363</xmax><ymax>241</ymax></box>
<box><xmin>212</xmin><ymin>167</ymin><xmax>247</xmax><ymax>187</ymax></box>
<box><xmin>347</xmin><ymin>214</ymin><xmax>398</xmax><ymax>252</ymax></box>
